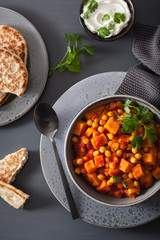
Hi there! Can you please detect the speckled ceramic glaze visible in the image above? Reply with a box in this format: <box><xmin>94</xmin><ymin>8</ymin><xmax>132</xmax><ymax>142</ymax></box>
<box><xmin>0</xmin><ymin>7</ymin><xmax>48</xmax><ymax>126</ymax></box>
<box><xmin>40</xmin><ymin>72</ymin><xmax>160</xmax><ymax>228</ymax></box>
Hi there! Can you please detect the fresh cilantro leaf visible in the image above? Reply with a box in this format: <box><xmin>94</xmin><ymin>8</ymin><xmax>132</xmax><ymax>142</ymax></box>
<box><xmin>83</xmin><ymin>0</ymin><xmax>92</xmax><ymax>5</ymax></box>
<box><xmin>108</xmin><ymin>24</ymin><xmax>116</xmax><ymax>31</ymax></box>
<box><xmin>120</xmin><ymin>13</ymin><xmax>126</xmax><ymax>22</ymax></box>
<box><xmin>97</xmin><ymin>27</ymin><xmax>110</xmax><ymax>37</ymax></box>
<box><xmin>142</xmin><ymin>112</ymin><xmax>154</xmax><ymax>124</ymax></box>
<box><xmin>102</xmin><ymin>14</ymin><xmax>110</xmax><ymax>22</ymax></box>
<box><xmin>143</xmin><ymin>126</ymin><xmax>158</xmax><ymax>144</ymax></box>
<box><xmin>88</xmin><ymin>0</ymin><xmax>98</xmax><ymax>13</ymax></box>
<box><xmin>141</xmin><ymin>106</ymin><xmax>149</xmax><ymax>115</ymax></box>
<box><xmin>122</xmin><ymin>181</ymin><xmax>128</xmax><ymax>188</ymax></box>
<box><xmin>113</xmin><ymin>176</ymin><xmax>120</xmax><ymax>183</ymax></box>
<box><xmin>131</xmin><ymin>135</ymin><xmax>143</xmax><ymax>149</ymax></box>
<box><xmin>122</xmin><ymin>118</ymin><xmax>139</xmax><ymax>133</ymax></box>
<box><xmin>114</xmin><ymin>12</ymin><xmax>126</xmax><ymax>23</ymax></box>
<box><xmin>49</xmin><ymin>33</ymin><xmax>94</xmax><ymax>75</ymax></box>
<box><xmin>83</xmin><ymin>11</ymin><xmax>91</xmax><ymax>20</ymax></box>
<box><xmin>83</xmin><ymin>45</ymin><xmax>94</xmax><ymax>55</ymax></box>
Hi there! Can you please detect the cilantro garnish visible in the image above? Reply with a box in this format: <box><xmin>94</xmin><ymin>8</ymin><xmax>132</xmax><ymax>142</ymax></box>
<box><xmin>120</xmin><ymin>99</ymin><xmax>158</xmax><ymax>149</ymax></box>
<box><xmin>122</xmin><ymin>181</ymin><xmax>128</xmax><ymax>188</ymax></box>
<box><xmin>102</xmin><ymin>14</ymin><xmax>110</xmax><ymax>22</ymax></box>
<box><xmin>114</xmin><ymin>12</ymin><xmax>126</xmax><ymax>23</ymax></box>
<box><xmin>82</xmin><ymin>0</ymin><xmax>98</xmax><ymax>20</ymax></box>
<box><xmin>113</xmin><ymin>176</ymin><xmax>120</xmax><ymax>183</ymax></box>
<box><xmin>97</xmin><ymin>27</ymin><xmax>110</xmax><ymax>37</ymax></box>
<box><xmin>48</xmin><ymin>33</ymin><xmax>94</xmax><ymax>75</ymax></box>
<box><xmin>108</xmin><ymin>24</ymin><xmax>116</xmax><ymax>31</ymax></box>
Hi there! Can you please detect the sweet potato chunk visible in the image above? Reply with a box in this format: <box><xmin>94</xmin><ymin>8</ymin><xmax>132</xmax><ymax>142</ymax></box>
<box><xmin>119</xmin><ymin>159</ymin><xmax>134</xmax><ymax>173</ymax></box>
<box><xmin>132</xmin><ymin>164</ymin><xmax>145</xmax><ymax>180</ymax></box>
<box><xmin>85</xmin><ymin>105</ymin><xmax>105</xmax><ymax>120</ymax></box>
<box><xmin>96</xmin><ymin>179</ymin><xmax>111</xmax><ymax>193</ymax></box>
<box><xmin>91</xmin><ymin>133</ymin><xmax>107</xmax><ymax>149</ymax></box>
<box><xmin>94</xmin><ymin>155</ymin><xmax>104</xmax><ymax>168</ymax></box>
<box><xmin>152</xmin><ymin>167</ymin><xmax>160</xmax><ymax>180</ymax></box>
<box><xmin>104</xmin><ymin>118</ymin><xmax>120</xmax><ymax>134</ymax></box>
<box><xmin>85</xmin><ymin>127</ymin><xmax>94</xmax><ymax>138</ymax></box>
<box><xmin>140</xmin><ymin>173</ymin><xmax>153</xmax><ymax>188</ymax></box>
<box><xmin>143</xmin><ymin>153</ymin><xmax>156</xmax><ymax>165</ymax></box>
<box><xmin>118</xmin><ymin>135</ymin><xmax>130</xmax><ymax>143</ymax></box>
<box><xmin>86</xmin><ymin>173</ymin><xmax>100</xmax><ymax>186</ymax></box>
<box><xmin>73</xmin><ymin>121</ymin><xmax>87</xmax><ymax>136</ymax></box>
<box><xmin>84</xmin><ymin>160</ymin><xmax>96</xmax><ymax>173</ymax></box>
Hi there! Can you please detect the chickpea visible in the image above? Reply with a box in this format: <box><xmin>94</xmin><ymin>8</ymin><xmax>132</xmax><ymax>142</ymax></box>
<box><xmin>97</xmin><ymin>174</ymin><xmax>105</xmax><ymax>181</ymax></box>
<box><xmin>99</xmin><ymin>146</ymin><xmax>106</xmax><ymax>153</ymax></box>
<box><xmin>99</xmin><ymin>119</ymin><xmax>106</xmax><ymax>125</ymax></box>
<box><xmin>128</xmin><ymin>172</ymin><xmax>134</xmax><ymax>179</ymax></box>
<box><xmin>87</xmin><ymin>119</ymin><xmax>92</xmax><ymax>126</ymax></box>
<box><xmin>92</xmin><ymin>122</ymin><xmax>98</xmax><ymax>128</ymax></box>
<box><xmin>75</xmin><ymin>168</ymin><xmax>81</xmax><ymax>175</ymax></box>
<box><xmin>83</xmin><ymin>138</ymin><xmax>89</xmax><ymax>144</ymax></box>
<box><xmin>83</xmin><ymin>156</ymin><xmax>88</xmax><ymax>162</ymax></box>
<box><xmin>76</xmin><ymin>158</ymin><xmax>83</xmax><ymax>165</ymax></box>
<box><xmin>127</xmin><ymin>144</ymin><xmax>132</xmax><ymax>151</ymax></box>
<box><xmin>72</xmin><ymin>136</ymin><xmax>78</xmax><ymax>143</ymax></box>
<box><xmin>116</xmin><ymin>149</ymin><xmax>122</xmax><ymax>157</ymax></box>
<box><xmin>105</xmin><ymin>150</ymin><xmax>112</xmax><ymax>157</ymax></box>
<box><xmin>129</xmin><ymin>135</ymin><xmax>134</xmax><ymax>142</ymax></box>
<box><xmin>130</xmin><ymin>157</ymin><xmax>137</xmax><ymax>164</ymax></box>
<box><xmin>94</xmin><ymin>117</ymin><xmax>99</xmax><ymax>123</ymax></box>
<box><xmin>93</xmin><ymin>150</ymin><xmax>100</xmax><ymax>157</ymax></box>
<box><xmin>107</xmin><ymin>111</ymin><xmax>114</xmax><ymax>117</ymax></box>
<box><xmin>132</xmin><ymin>148</ymin><xmax>138</xmax><ymax>154</ymax></box>
<box><xmin>117</xmin><ymin>109</ymin><xmax>123</xmax><ymax>115</ymax></box>
<box><xmin>81</xmin><ymin>147</ymin><xmax>86</xmax><ymax>153</ymax></box>
<box><xmin>134</xmin><ymin>181</ymin><xmax>139</xmax><ymax>187</ymax></box>
<box><xmin>98</xmin><ymin>126</ymin><xmax>105</xmax><ymax>133</ymax></box>
<box><xmin>107</xmin><ymin>133</ymin><xmax>114</xmax><ymax>140</ymax></box>
<box><xmin>135</xmin><ymin>153</ymin><xmax>142</xmax><ymax>160</ymax></box>
<box><xmin>114</xmin><ymin>142</ymin><xmax>120</xmax><ymax>150</ymax></box>
<box><xmin>101</xmin><ymin>115</ymin><xmax>108</xmax><ymax>120</ymax></box>
<box><xmin>105</xmin><ymin>157</ymin><xmax>110</xmax><ymax>162</ymax></box>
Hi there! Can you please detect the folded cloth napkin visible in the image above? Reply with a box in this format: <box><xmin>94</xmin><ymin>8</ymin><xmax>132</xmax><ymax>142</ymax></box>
<box><xmin>115</xmin><ymin>23</ymin><xmax>160</xmax><ymax>110</ymax></box>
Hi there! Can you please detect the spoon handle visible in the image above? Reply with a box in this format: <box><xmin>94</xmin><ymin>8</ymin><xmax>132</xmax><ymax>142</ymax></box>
<box><xmin>52</xmin><ymin>138</ymin><xmax>79</xmax><ymax>219</ymax></box>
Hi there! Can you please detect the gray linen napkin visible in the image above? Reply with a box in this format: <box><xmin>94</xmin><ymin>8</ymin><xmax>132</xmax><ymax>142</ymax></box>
<box><xmin>115</xmin><ymin>23</ymin><xmax>160</xmax><ymax>109</ymax></box>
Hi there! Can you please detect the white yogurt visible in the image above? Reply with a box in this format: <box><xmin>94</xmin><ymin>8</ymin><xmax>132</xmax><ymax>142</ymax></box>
<box><xmin>81</xmin><ymin>0</ymin><xmax>131</xmax><ymax>38</ymax></box>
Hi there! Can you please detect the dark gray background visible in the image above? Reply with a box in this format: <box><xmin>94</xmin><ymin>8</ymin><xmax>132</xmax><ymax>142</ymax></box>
<box><xmin>0</xmin><ymin>0</ymin><xmax>160</xmax><ymax>239</ymax></box>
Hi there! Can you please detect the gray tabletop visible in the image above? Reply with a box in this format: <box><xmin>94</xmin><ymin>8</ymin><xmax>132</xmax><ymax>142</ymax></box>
<box><xmin>0</xmin><ymin>0</ymin><xmax>160</xmax><ymax>239</ymax></box>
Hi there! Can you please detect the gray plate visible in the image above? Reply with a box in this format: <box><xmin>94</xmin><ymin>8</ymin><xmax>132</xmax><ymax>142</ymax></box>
<box><xmin>0</xmin><ymin>7</ymin><xmax>48</xmax><ymax>126</ymax></box>
<box><xmin>40</xmin><ymin>72</ymin><xmax>160</xmax><ymax>228</ymax></box>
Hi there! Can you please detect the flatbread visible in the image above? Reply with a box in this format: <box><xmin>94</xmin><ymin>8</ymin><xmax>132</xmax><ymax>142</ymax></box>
<box><xmin>0</xmin><ymin>25</ymin><xmax>28</xmax><ymax>105</ymax></box>
<box><xmin>0</xmin><ymin>181</ymin><xmax>29</xmax><ymax>209</ymax></box>
<box><xmin>0</xmin><ymin>25</ymin><xmax>27</xmax><ymax>65</ymax></box>
<box><xmin>0</xmin><ymin>49</ymin><xmax>28</xmax><ymax>97</ymax></box>
<box><xmin>0</xmin><ymin>148</ymin><xmax>28</xmax><ymax>184</ymax></box>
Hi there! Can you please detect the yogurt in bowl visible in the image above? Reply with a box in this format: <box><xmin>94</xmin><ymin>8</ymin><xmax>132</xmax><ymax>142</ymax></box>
<box><xmin>80</xmin><ymin>0</ymin><xmax>134</xmax><ymax>41</ymax></box>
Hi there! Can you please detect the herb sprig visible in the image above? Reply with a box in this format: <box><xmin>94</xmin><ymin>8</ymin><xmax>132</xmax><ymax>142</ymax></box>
<box><xmin>83</xmin><ymin>0</ymin><xmax>98</xmax><ymax>19</ymax></box>
<box><xmin>48</xmin><ymin>33</ymin><xmax>94</xmax><ymax>76</ymax></box>
<box><xmin>120</xmin><ymin>100</ymin><xmax>158</xmax><ymax>149</ymax></box>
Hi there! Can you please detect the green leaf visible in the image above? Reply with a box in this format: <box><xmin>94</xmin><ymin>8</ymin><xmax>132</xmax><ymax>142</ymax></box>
<box><xmin>64</xmin><ymin>33</ymin><xmax>82</xmax><ymax>42</ymax></box>
<box><xmin>97</xmin><ymin>27</ymin><xmax>110</xmax><ymax>38</ymax></box>
<box><xmin>83</xmin><ymin>45</ymin><xmax>95</xmax><ymax>55</ymax></box>
<box><xmin>75</xmin><ymin>49</ymin><xmax>83</xmax><ymax>58</ymax></box>
<box><xmin>67</xmin><ymin>61</ymin><xmax>81</xmax><ymax>73</ymax></box>
<box><xmin>83</xmin><ymin>11</ymin><xmax>91</xmax><ymax>20</ymax></box>
<box><xmin>48</xmin><ymin>69</ymin><xmax>53</xmax><ymax>77</ymax></box>
<box><xmin>83</xmin><ymin>0</ymin><xmax>91</xmax><ymax>5</ymax></box>
<box><xmin>102</xmin><ymin>14</ymin><xmax>110</xmax><ymax>22</ymax></box>
<box><xmin>120</xmin><ymin>13</ymin><xmax>126</xmax><ymax>22</ymax></box>
<box><xmin>143</xmin><ymin>126</ymin><xmax>158</xmax><ymax>144</ymax></box>
<box><xmin>108</xmin><ymin>24</ymin><xmax>116</xmax><ymax>31</ymax></box>
<box><xmin>113</xmin><ymin>176</ymin><xmax>120</xmax><ymax>183</ymax></box>
<box><xmin>122</xmin><ymin>181</ymin><xmax>128</xmax><ymax>188</ymax></box>
<box><xmin>122</xmin><ymin>118</ymin><xmax>139</xmax><ymax>133</ymax></box>
<box><xmin>114</xmin><ymin>12</ymin><xmax>126</xmax><ymax>23</ymax></box>
<box><xmin>142</xmin><ymin>112</ymin><xmax>154</xmax><ymax>124</ymax></box>
<box><xmin>88</xmin><ymin>0</ymin><xmax>98</xmax><ymax>13</ymax></box>
<box><xmin>131</xmin><ymin>135</ymin><xmax>143</xmax><ymax>149</ymax></box>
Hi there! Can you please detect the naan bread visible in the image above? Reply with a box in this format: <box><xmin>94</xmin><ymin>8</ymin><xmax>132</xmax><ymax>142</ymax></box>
<box><xmin>0</xmin><ymin>181</ymin><xmax>29</xmax><ymax>209</ymax></box>
<box><xmin>0</xmin><ymin>49</ymin><xmax>28</xmax><ymax>97</ymax></box>
<box><xmin>0</xmin><ymin>92</ymin><xmax>10</xmax><ymax>107</ymax></box>
<box><xmin>0</xmin><ymin>25</ymin><xmax>27</xmax><ymax>64</ymax></box>
<box><xmin>0</xmin><ymin>148</ymin><xmax>28</xmax><ymax>184</ymax></box>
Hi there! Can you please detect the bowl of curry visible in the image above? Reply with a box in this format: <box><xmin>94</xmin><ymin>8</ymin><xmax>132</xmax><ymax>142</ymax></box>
<box><xmin>64</xmin><ymin>95</ymin><xmax>160</xmax><ymax>206</ymax></box>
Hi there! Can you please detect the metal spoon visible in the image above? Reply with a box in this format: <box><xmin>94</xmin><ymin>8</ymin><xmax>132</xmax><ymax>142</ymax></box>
<box><xmin>34</xmin><ymin>103</ymin><xmax>79</xmax><ymax>219</ymax></box>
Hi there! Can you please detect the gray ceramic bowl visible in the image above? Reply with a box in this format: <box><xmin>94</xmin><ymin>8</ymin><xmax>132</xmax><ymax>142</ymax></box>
<box><xmin>79</xmin><ymin>0</ymin><xmax>135</xmax><ymax>42</ymax></box>
<box><xmin>64</xmin><ymin>95</ymin><xmax>160</xmax><ymax>206</ymax></box>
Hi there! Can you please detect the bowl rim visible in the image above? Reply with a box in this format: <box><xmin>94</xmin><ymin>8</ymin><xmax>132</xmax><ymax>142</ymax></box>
<box><xmin>79</xmin><ymin>0</ymin><xmax>135</xmax><ymax>42</ymax></box>
<box><xmin>64</xmin><ymin>95</ymin><xmax>160</xmax><ymax>207</ymax></box>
